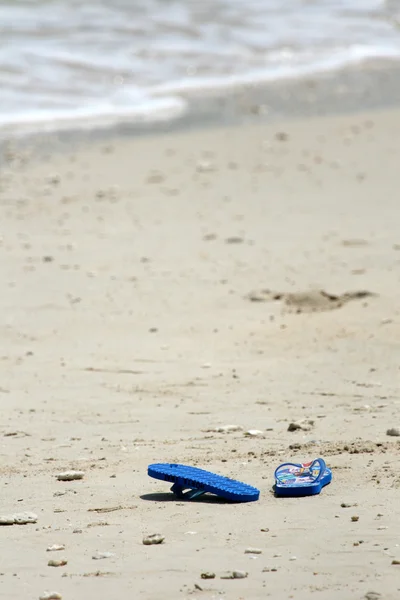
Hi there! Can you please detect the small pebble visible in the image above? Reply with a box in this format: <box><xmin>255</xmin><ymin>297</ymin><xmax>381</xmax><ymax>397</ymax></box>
<box><xmin>14</xmin><ymin>512</ymin><xmax>38</xmax><ymax>524</ymax></box>
<box><xmin>365</xmin><ymin>593</ymin><xmax>381</xmax><ymax>600</ymax></box>
<box><xmin>92</xmin><ymin>552</ymin><xmax>115</xmax><ymax>560</ymax></box>
<box><xmin>221</xmin><ymin>570</ymin><xmax>248</xmax><ymax>580</ymax></box>
<box><xmin>289</xmin><ymin>556</ymin><xmax>297</xmax><ymax>561</ymax></box>
<box><xmin>351</xmin><ymin>516</ymin><xmax>359</xmax><ymax>522</ymax></box>
<box><xmin>386</xmin><ymin>428</ymin><xmax>400</xmax><ymax>437</ymax></box>
<box><xmin>200</xmin><ymin>572</ymin><xmax>215</xmax><ymax>579</ymax></box>
<box><xmin>47</xmin><ymin>545</ymin><xmax>65</xmax><ymax>552</ymax></box>
<box><xmin>392</xmin><ymin>559</ymin><xmax>400</xmax><ymax>565</ymax></box>
<box><xmin>225</xmin><ymin>236</ymin><xmax>244</xmax><ymax>244</ymax></box>
<box><xmin>56</xmin><ymin>470</ymin><xmax>85</xmax><ymax>481</ymax></box>
<box><xmin>214</xmin><ymin>424</ymin><xmax>243</xmax><ymax>433</ymax></box>
<box><xmin>143</xmin><ymin>533</ymin><xmax>165</xmax><ymax>545</ymax></box>
<box><xmin>244</xmin><ymin>430</ymin><xmax>264</xmax><ymax>438</ymax></box>
<box><xmin>196</xmin><ymin>160</ymin><xmax>215</xmax><ymax>173</ymax></box>
<box><xmin>245</xmin><ymin>547</ymin><xmax>262</xmax><ymax>555</ymax></box>
<box><xmin>48</xmin><ymin>560</ymin><xmax>67</xmax><ymax>567</ymax></box>
<box><xmin>39</xmin><ymin>593</ymin><xmax>62</xmax><ymax>600</ymax></box>
<box><xmin>232</xmin><ymin>571</ymin><xmax>248</xmax><ymax>579</ymax></box>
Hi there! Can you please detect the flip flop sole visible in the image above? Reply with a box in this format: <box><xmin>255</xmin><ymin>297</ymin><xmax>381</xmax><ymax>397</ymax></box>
<box><xmin>148</xmin><ymin>463</ymin><xmax>260</xmax><ymax>502</ymax></box>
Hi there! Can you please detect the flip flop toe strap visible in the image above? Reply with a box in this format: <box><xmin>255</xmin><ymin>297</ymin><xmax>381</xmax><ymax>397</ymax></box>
<box><xmin>275</xmin><ymin>457</ymin><xmax>327</xmax><ymax>484</ymax></box>
<box><xmin>171</xmin><ymin>482</ymin><xmax>206</xmax><ymax>500</ymax></box>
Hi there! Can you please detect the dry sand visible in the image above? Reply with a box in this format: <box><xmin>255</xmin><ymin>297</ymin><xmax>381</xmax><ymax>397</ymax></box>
<box><xmin>0</xmin><ymin>108</ymin><xmax>400</xmax><ymax>600</ymax></box>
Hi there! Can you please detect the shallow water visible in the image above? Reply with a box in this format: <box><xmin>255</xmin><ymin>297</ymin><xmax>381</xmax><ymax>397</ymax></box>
<box><xmin>1</xmin><ymin>0</ymin><xmax>400</xmax><ymax>134</ymax></box>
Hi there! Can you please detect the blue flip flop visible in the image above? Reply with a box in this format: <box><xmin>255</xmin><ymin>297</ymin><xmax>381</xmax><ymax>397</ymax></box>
<box><xmin>274</xmin><ymin>458</ymin><xmax>332</xmax><ymax>497</ymax></box>
<box><xmin>148</xmin><ymin>463</ymin><xmax>260</xmax><ymax>502</ymax></box>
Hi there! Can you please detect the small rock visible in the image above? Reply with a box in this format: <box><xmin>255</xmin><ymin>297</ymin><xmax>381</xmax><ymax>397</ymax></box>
<box><xmin>392</xmin><ymin>559</ymin><xmax>400</xmax><ymax>565</ymax></box>
<box><xmin>213</xmin><ymin>425</ymin><xmax>243</xmax><ymax>434</ymax></box>
<box><xmin>232</xmin><ymin>570</ymin><xmax>248</xmax><ymax>579</ymax></box>
<box><xmin>48</xmin><ymin>560</ymin><xmax>67</xmax><ymax>567</ymax></box>
<box><xmin>341</xmin><ymin>503</ymin><xmax>352</xmax><ymax>508</ymax></box>
<box><xmin>289</xmin><ymin>556</ymin><xmax>297</xmax><ymax>561</ymax></box>
<box><xmin>39</xmin><ymin>593</ymin><xmax>62</xmax><ymax>600</ymax></box>
<box><xmin>15</xmin><ymin>512</ymin><xmax>37</xmax><ymax>524</ymax></box>
<box><xmin>92</xmin><ymin>551</ymin><xmax>115</xmax><ymax>560</ymax></box>
<box><xmin>200</xmin><ymin>572</ymin><xmax>215</xmax><ymax>579</ymax></box>
<box><xmin>351</xmin><ymin>516</ymin><xmax>359</xmax><ymax>522</ymax></box>
<box><xmin>56</xmin><ymin>470</ymin><xmax>85</xmax><ymax>481</ymax></box>
<box><xmin>142</xmin><ymin>534</ymin><xmax>165</xmax><ymax>545</ymax></box>
<box><xmin>47</xmin><ymin>545</ymin><xmax>65</xmax><ymax>552</ymax></box>
<box><xmin>221</xmin><ymin>570</ymin><xmax>248</xmax><ymax>580</ymax></box>
<box><xmin>0</xmin><ymin>515</ymin><xmax>16</xmax><ymax>526</ymax></box>
<box><xmin>244</xmin><ymin>430</ymin><xmax>264</xmax><ymax>438</ymax></box>
<box><xmin>225</xmin><ymin>236</ymin><xmax>244</xmax><ymax>244</ymax></box>
<box><xmin>386</xmin><ymin>428</ymin><xmax>400</xmax><ymax>437</ymax></box>
<box><xmin>0</xmin><ymin>512</ymin><xmax>38</xmax><ymax>525</ymax></box>
<box><xmin>365</xmin><ymin>593</ymin><xmax>381</xmax><ymax>600</ymax></box>
<box><xmin>245</xmin><ymin>547</ymin><xmax>262</xmax><ymax>554</ymax></box>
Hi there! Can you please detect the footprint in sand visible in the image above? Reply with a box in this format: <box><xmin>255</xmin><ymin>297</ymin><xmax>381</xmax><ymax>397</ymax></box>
<box><xmin>247</xmin><ymin>289</ymin><xmax>375</xmax><ymax>314</ymax></box>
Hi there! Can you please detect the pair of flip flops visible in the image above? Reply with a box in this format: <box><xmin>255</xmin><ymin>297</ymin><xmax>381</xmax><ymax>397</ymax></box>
<box><xmin>148</xmin><ymin>458</ymin><xmax>332</xmax><ymax>502</ymax></box>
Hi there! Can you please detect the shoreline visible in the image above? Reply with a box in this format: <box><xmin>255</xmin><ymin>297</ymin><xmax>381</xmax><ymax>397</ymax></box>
<box><xmin>2</xmin><ymin>58</ymin><xmax>400</xmax><ymax>161</ymax></box>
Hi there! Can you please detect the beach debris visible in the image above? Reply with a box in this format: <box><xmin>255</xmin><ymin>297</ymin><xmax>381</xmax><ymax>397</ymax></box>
<box><xmin>247</xmin><ymin>288</ymin><xmax>375</xmax><ymax>313</ymax></box>
<box><xmin>92</xmin><ymin>551</ymin><xmax>115</xmax><ymax>560</ymax></box>
<box><xmin>245</xmin><ymin>547</ymin><xmax>262</xmax><ymax>555</ymax></box>
<box><xmin>48</xmin><ymin>559</ymin><xmax>67</xmax><ymax>567</ymax></box>
<box><xmin>200</xmin><ymin>572</ymin><xmax>215</xmax><ymax>580</ymax></box>
<box><xmin>365</xmin><ymin>593</ymin><xmax>381</xmax><ymax>600</ymax></box>
<box><xmin>47</xmin><ymin>545</ymin><xmax>65</xmax><ymax>552</ymax></box>
<box><xmin>288</xmin><ymin>419</ymin><xmax>314</xmax><ymax>432</ymax></box>
<box><xmin>87</xmin><ymin>505</ymin><xmax>135</xmax><ymax>513</ymax></box>
<box><xmin>392</xmin><ymin>559</ymin><xmax>400</xmax><ymax>565</ymax></box>
<box><xmin>3</xmin><ymin>430</ymin><xmax>30</xmax><ymax>438</ymax></box>
<box><xmin>212</xmin><ymin>425</ymin><xmax>243</xmax><ymax>434</ymax></box>
<box><xmin>39</xmin><ymin>593</ymin><xmax>62</xmax><ymax>600</ymax></box>
<box><xmin>56</xmin><ymin>470</ymin><xmax>85</xmax><ymax>481</ymax></box>
<box><xmin>221</xmin><ymin>570</ymin><xmax>248</xmax><ymax>580</ymax></box>
<box><xmin>386</xmin><ymin>428</ymin><xmax>400</xmax><ymax>437</ymax></box>
<box><xmin>351</xmin><ymin>516</ymin><xmax>359</xmax><ymax>522</ymax></box>
<box><xmin>0</xmin><ymin>512</ymin><xmax>37</xmax><ymax>525</ymax></box>
<box><xmin>289</xmin><ymin>556</ymin><xmax>297</xmax><ymax>561</ymax></box>
<box><xmin>244</xmin><ymin>429</ymin><xmax>264</xmax><ymax>438</ymax></box>
<box><xmin>143</xmin><ymin>533</ymin><xmax>165</xmax><ymax>545</ymax></box>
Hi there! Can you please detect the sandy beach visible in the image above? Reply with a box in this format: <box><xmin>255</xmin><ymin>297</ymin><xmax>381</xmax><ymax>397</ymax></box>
<box><xmin>0</xmin><ymin>107</ymin><xmax>400</xmax><ymax>600</ymax></box>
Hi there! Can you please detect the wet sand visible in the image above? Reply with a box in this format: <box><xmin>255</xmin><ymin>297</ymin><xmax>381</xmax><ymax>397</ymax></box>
<box><xmin>0</xmin><ymin>108</ymin><xmax>400</xmax><ymax>599</ymax></box>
